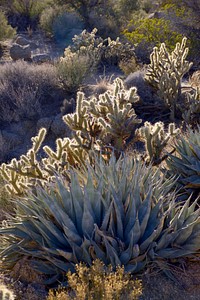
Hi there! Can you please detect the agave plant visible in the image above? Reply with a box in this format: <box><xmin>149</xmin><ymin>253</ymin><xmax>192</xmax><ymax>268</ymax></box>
<box><xmin>0</xmin><ymin>155</ymin><xmax>200</xmax><ymax>284</ymax></box>
<box><xmin>167</xmin><ymin>126</ymin><xmax>200</xmax><ymax>190</ymax></box>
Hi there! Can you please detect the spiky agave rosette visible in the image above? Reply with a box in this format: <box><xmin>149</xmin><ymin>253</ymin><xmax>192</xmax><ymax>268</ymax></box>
<box><xmin>0</xmin><ymin>155</ymin><xmax>200</xmax><ymax>284</ymax></box>
<box><xmin>167</xmin><ymin>126</ymin><xmax>200</xmax><ymax>190</ymax></box>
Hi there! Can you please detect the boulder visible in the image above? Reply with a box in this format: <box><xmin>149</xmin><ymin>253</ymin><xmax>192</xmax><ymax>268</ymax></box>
<box><xmin>10</xmin><ymin>43</ymin><xmax>32</xmax><ymax>61</ymax></box>
<box><xmin>51</xmin><ymin>114</ymin><xmax>71</xmax><ymax>137</ymax></box>
<box><xmin>15</xmin><ymin>36</ymin><xmax>30</xmax><ymax>46</ymax></box>
<box><xmin>32</xmin><ymin>53</ymin><xmax>51</xmax><ymax>64</ymax></box>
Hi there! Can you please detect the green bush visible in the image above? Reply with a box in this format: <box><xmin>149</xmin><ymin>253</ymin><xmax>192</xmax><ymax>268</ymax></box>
<box><xmin>0</xmin><ymin>10</ymin><xmax>16</xmax><ymax>41</ymax></box>
<box><xmin>123</xmin><ymin>17</ymin><xmax>184</xmax><ymax>61</ymax></box>
<box><xmin>57</xmin><ymin>50</ymin><xmax>91</xmax><ymax>92</ymax></box>
<box><xmin>1</xmin><ymin>155</ymin><xmax>200</xmax><ymax>284</ymax></box>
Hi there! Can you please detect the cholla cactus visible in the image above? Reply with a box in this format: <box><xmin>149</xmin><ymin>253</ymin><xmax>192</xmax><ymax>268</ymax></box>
<box><xmin>1</xmin><ymin>156</ymin><xmax>200</xmax><ymax>284</ymax></box>
<box><xmin>0</xmin><ymin>128</ymin><xmax>47</xmax><ymax>194</ymax></box>
<box><xmin>0</xmin><ymin>78</ymin><xmax>141</xmax><ymax>195</ymax></box>
<box><xmin>64</xmin><ymin>78</ymin><xmax>141</xmax><ymax>155</ymax></box>
<box><xmin>178</xmin><ymin>87</ymin><xmax>200</xmax><ymax>126</ymax></box>
<box><xmin>137</xmin><ymin>121</ymin><xmax>180</xmax><ymax>165</ymax></box>
<box><xmin>0</xmin><ymin>284</ymin><xmax>15</xmax><ymax>300</ymax></box>
<box><xmin>145</xmin><ymin>37</ymin><xmax>193</xmax><ymax>120</ymax></box>
<box><xmin>66</xmin><ymin>28</ymin><xmax>135</xmax><ymax>68</ymax></box>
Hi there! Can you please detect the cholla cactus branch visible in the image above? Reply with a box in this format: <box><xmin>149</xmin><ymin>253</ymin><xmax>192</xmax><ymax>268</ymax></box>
<box><xmin>137</xmin><ymin>122</ymin><xmax>180</xmax><ymax>165</ymax></box>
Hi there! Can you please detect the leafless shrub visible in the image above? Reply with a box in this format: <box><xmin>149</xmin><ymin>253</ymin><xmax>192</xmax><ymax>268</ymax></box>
<box><xmin>0</xmin><ymin>61</ymin><xmax>61</xmax><ymax>123</ymax></box>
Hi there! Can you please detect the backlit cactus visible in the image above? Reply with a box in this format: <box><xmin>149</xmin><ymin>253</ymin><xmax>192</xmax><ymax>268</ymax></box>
<box><xmin>136</xmin><ymin>121</ymin><xmax>180</xmax><ymax>165</ymax></box>
<box><xmin>145</xmin><ymin>37</ymin><xmax>193</xmax><ymax>120</ymax></box>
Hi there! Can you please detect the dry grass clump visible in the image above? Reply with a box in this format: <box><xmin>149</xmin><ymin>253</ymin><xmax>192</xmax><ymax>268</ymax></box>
<box><xmin>0</xmin><ymin>61</ymin><xmax>61</xmax><ymax>123</ymax></box>
<box><xmin>47</xmin><ymin>260</ymin><xmax>142</xmax><ymax>300</ymax></box>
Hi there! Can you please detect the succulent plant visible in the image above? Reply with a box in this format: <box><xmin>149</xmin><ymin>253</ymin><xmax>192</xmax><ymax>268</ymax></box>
<box><xmin>145</xmin><ymin>37</ymin><xmax>193</xmax><ymax>120</ymax></box>
<box><xmin>136</xmin><ymin>121</ymin><xmax>180</xmax><ymax>165</ymax></box>
<box><xmin>178</xmin><ymin>87</ymin><xmax>200</xmax><ymax>126</ymax></box>
<box><xmin>167</xmin><ymin>126</ymin><xmax>200</xmax><ymax>191</ymax></box>
<box><xmin>1</xmin><ymin>155</ymin><xmax>200</xmax><ymax>285</ymax></box>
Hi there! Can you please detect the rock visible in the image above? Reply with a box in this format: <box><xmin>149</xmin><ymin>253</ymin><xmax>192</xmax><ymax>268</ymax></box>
<box><xmin>51</xmin><ymin>114</ymin><xmax>71</xmax><ymax>137</ymax></box>
<box><xmin>15</xmin><ymin>36</ymin><xmax>30</xmax><ymax>46</ymax></box>
<box><xmin>36</xmin><ymin>117</ymin><xmax>53</xmax><ymax>132</ymax></box>
<box><xmin>32</xmin><ymin>53</ymin><xmax>51</xmax><ymax>64</ymax></box>
<box><xmin>10</xmin><ymin>43</ymin><xmax>32</xmax><ymax>61</ymax></box>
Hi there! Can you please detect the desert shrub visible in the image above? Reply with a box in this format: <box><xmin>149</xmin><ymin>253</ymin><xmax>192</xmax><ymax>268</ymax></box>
<box><xmin>0</xmin><ymin>61</ymin><xmax>61</xmax><ymax>123</ymax></box>
<box><xmin>40</xmin><ymin>8</ymin><xmax>84</xmax><ymax>47</ymax></box>
<box><xmin>4</xmin><ymin>0</ymin><xmax>53</xmax><ymax>31</ymax></box>
<box><xmin>57</xmin><ymin>50</ymin><xmax>91</xmax><ymax>92</ymax></box>
<box><xmin>54</xmin><ymin>0</ymin><xmax>119</xmax><ymax>38</ymax></box>
<box><xmin>123</xmin><ymin>17</ymin><xmax>184</xmax><ymax>62</ymax></box>
<box><xmin>0</xmin><ymin>10</ymin><xmax>16</xmax><ymax>41</ymax></box>
<box><xmin>48</xmin><ymin>260</ymin><xmax>142</xmax><ymax>300</ymax></box>
<box><xmin>1</xmin><ymin>155</ymin><xmax>200</xmax><ymax>284</ymax></box>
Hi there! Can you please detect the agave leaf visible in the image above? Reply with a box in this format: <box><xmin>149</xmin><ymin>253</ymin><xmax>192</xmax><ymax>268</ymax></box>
<box><xmin>111</xmin><ymin>188</ymin><xmax>124</xmax><ymax>240</ymax></box>
<box><xmin>57</xmin><ymin>249</ymin><xmax>74</xmax><ymax>261</ymax></box>
<box><xmin>62</xmin><ymin>224</ymin><xmax>82</xmax><ymax>245</ymax></box>
<box><xmin>140</xmin><ymin>199</ymin><xmax>163</xmax><ymax>243</ymax></box>
<box><xmin>37</xmin><ymin>218</ymin><xmax>69</xmax><ymax>247</ymax></box>
<box><xmin>30</xmin><ymin>218</ymin><xmax>63</xmax><ymax>249</ymax></box>
<box><xmin>156</xmin><ymin>248</ymin><xmax>197</xmax><ymax>258</ymax></box>
<box><xmin>81</xmin><ymin>238</ymin><xmax>92</xmax><ymax>264</ymax></box>
<box><xmin>140</xmin><ymin>216</ymin><xmax>165</xmax><ymax>252</ymax></box>
<box><xmin>101</xmin><ymin>201</ymin><xmax>114</xmax><ymax>231</ymax></box>
<box><xmin>32</xmin><ymin>260</ymin><xmax>59</xmax><ymax>275</ymax></box>
<box><xmin>104</xmin><ymin>239</ymin><xmax>121</xmax><ymax>267</ymax></box>
<box><xmin>119</xmin><ymin>232</ymin><xmax>135</xmax><ymax>265</ymax></box>
<box><xmin>130</xmin><ymin>216</ymin><xmax>141</xmax><ymax>245</ymax></box>
<box><xmin>155</xmin><ymin>229</ymin><xmax>180</xmax><ymax>251</ymax></box>
<box><xmin>183</xmin><ymin>211</ymin><xmax>200</xmax><ymax>227</ymax></box>
<box><xmin>91</xmin><ymin>241</ymin><xmax>107</xmax><ymax>263</ymax></box>
<box><xmin>82</xmin><ymin>188</ymin><xmax>95</xmax><ymax>238</ymax></box>
<box><xmin>124</xmin><ymin>192</ymin><xmax>137</xmax><ymax>242</ymax></box>
<box><xmin>70</xmin><ymin>173</ymin><xmax>84</xmax><ymax>233</ymax></box>
<box><xmin>174</xmin><ymin>218</ymin><xmax>200</xmax><ymax>245</ymax></box>
<box><xmin>125</xmin><ymin>261</ymin><xmax>147</xmax><ymax>273</ymax></box>
<box><xmin>46</xmin><ymin>256</ymin><xmax>74</xmax><ymax>272</ymax></box>
<box><xmin>139</xmin><ymin>189</ymin><xmax>152</xmax><ymax>237</ymax></box>
<box><xmin>176</xmin><ymin>197</ymin><xmax>191</xmax><ymax>229</ymax></box>
<box><xmin>56</xmin><ymin>179</ymin><xmax>74</xmax><ymax>219</ymax></box>
<box><xmin>0</xmin><ymin>226</ymin><xmax>30</xmax><ymax>240</ymax></box>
